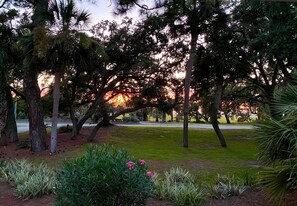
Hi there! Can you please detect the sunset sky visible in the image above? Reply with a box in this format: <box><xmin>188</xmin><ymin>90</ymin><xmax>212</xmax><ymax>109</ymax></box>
<box><xmin>77</xmin><ymin>0</ymin><xmax>140</xmax><ymax>25</ymax></box>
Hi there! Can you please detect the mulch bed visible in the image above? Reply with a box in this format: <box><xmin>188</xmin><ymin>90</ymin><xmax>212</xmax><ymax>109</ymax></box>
<box><xmin>1</xmin><ymin>126</ymin><xmax>297</xmax><ymax>206</ymax></box>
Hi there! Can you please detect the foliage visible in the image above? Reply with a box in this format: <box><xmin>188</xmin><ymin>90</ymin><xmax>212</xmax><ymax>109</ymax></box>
<box><xmin>122</xmin><ymin>115</ymin><xmax>140</xmax><ymax>123</ymax></box>
<box><xmin>207</xmin><ymin>174</ymin><xmax>247</xmax><ymax>199</ymax></box>
<box><xmin>54</xmin><ymin>144</ymin><xmax>154</xmax><ymax>206</ymax></box>
<box><xmin>153</xmin><ymin>167</ymin><xmax>204</xmax><ymax>206</ymax></box>
<box><xmin>57</xmin><ymin>125</ymin><xmax>73</xmax><ymax>133</ymax></box>
<box><xmin>255</xmin><ymin>84</ymin><xmax>297</xmax><ymax>203</ymax></box>
<box><xmin>0</xmin><ymin>159</ymin><xmax>57</xmax><ymax>198</ymax></box>
<box><xmin>16</xmin><ymin>139</ymin><xmax>30</xmax><ymax>149</ymax></box>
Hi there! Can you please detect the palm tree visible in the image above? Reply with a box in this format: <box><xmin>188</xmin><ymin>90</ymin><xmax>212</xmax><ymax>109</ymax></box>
<box><xmin>255</xmin><ymin>84</ymin><xmax>297</xmax><ymax>203</ymax></box>
<box><xmin>47</xmin><ymin>0</ymin><xmax>90</xmax><ymax>154</ymax></box>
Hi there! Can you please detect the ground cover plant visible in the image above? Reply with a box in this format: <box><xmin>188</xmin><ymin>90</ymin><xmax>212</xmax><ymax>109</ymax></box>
<box><xmin>1</xmin><ymin>127</ymin><xmax>266</xmax><ymax>205</ymax></box>
<box><xmin>0</xmin><ymin>159</ymin><xmax>57</xmax><ymax>198</ymax></box>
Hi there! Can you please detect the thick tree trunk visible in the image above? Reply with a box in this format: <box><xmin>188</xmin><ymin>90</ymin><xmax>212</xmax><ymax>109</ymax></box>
<box><xmin>50</xmin><ymin>72</ymin><xmax>62</xmax><ymax>154</ymax></box>
<box><xmin>0</xmin><ymin>86</ymin><xmax>8</xmax><ymax>146</ymax></box>
<box><xmin>210</xmin><ymin>83</ymin><xmax>227</xmax><ymax>147</ymax></box>
<box><xmin>183</xmin><ymin>33</ymin><xmax>198</xmax><ymax>148</ymax></box>
<box><xmin>6</xmin><ymin>87</ymin><xmax>18</xmax><ymax>142</ymax></box>
<box><xmin>21</xmin><ymin>0</ymin><xmax>48</xmax><ymax>152</ymax></box>
<box><xmin>23</xmin><ymin>68</ymin><xmax>47</xmax><ymax>152</ymax></box>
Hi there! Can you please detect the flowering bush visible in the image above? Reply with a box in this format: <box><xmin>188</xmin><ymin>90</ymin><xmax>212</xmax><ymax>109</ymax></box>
<box><xmin>54</xmin><ymin>144</ymin><xmax>154</xmax><ymax>206</ymax></box>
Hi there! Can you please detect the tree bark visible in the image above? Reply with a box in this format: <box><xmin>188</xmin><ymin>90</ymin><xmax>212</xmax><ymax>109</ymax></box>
<box><xmin>0</xmin><ymin>85</ymin><xmax>8</xmax><ymax>146</ymax></box>
<box><xmin>210</xmin><ymin>83</ymin><xmax>227</xmax><ymax>147</ymax></box>
<box><xmin>162</xmin><ymin>111</ymin><xmax>166</xmax><ymax>122</ymax></box>
<box><xmin>23</xmin><ymin>67</ymin><xmax>47</xmax><ymax>152</ymax></box>
<box><xmin>183</xmin><ymin>32</ymin><xmax>198</xmax><ymax>148</ymax></box>
<box><xmin>224</xmin><ymin>113</ymin><xmax>231</xmax><ymax>124</ymax></box>
<box><xmin>6</xmin><ymin>87</ymin><xmax>18</xmax><ymax>142</ymax></box>
<box><xmin>50</xmin><ymin>72</ymin><xmax>62</xmax><ymax>154</ymax></box>
<box><xmin>22</xmin><ymin>0</ymin><xmax>48</xmax><ymax>152</ymax></box>
<box><xmin>87</xmin><ymin>121</ymin><xmax>104</xmax><ymax>142</ymax></box>
<box><xmin>70</xmin><ymin>105</ymin><xmax>78</xmax><ymax>140</ymax></box>
<box><xmin>76</xmin><ymin>95</ymin><xmax>101</xmax><ymax>134</ymax></box>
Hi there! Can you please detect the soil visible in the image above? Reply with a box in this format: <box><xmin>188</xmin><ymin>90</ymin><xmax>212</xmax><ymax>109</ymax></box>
<box><xmin>1</xmin><ymin>126</ymin><xmax>297</xmax><ymax>206</ymax></box>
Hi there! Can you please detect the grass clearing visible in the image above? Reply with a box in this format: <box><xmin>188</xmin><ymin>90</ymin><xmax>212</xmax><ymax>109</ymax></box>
<box><xmin>27</xmin><ymin>126</ymin><xmax>259</xmax><ymax>184</ymax></box>
<box><xmin>104</xmin><ymin>127</ymin><xmax>259</xmax><ymax>183</ymax></box>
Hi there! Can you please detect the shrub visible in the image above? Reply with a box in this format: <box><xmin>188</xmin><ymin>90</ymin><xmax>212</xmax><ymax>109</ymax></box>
<box><xmin>207</xmin><ymin>174</ymin><xmax>246</xmax><ymax>199</ymax></box>
<box><xmin>0</xmin><ymin>159</ymin><xmax>57</xmax><ymax>198</ymax></box>
<box><xmin>122</xmin><ymin>116</ymin><xmax>139</xmax><ymax>122</ymax></box>
<box><xmin>255</xmin><ymin>84</ymin><xmax>297</xmax><ymax>203</ymax></box>
<box><xmin>153</xmin><ymin>167</ymin><xmax>204</xmax><ymax>206</ymax></box>
<box><xmin>54</xmin><ymin>144</ymin><xmax>154</xmax><ymax>206</ymax></box>
<box><xmin>16</xmin><ymin>139</ymin><xmax>30</xmax><ymax>149</ymax></box>
<box><xmin>57</xmin><ymin>125</ymin><xmax>72</xmax><ymax>133</ymax></box>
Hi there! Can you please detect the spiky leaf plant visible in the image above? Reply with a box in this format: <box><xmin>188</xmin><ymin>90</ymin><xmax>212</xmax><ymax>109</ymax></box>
<box><xmin>255</xmin><ymin>84</ymin><xmax>297</xmax><ymax>204</ymax></box>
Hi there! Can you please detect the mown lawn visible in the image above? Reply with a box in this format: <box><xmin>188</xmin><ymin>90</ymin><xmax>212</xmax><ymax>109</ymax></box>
<box><xmin>28</xmin><ymin>126</ymin><xmax>260</xmax><ymax>184</ymax></box>
<box><xmin>105</xmin><ymin>127</ymin><xmax>259</xmax><ymax>183</ymax></box>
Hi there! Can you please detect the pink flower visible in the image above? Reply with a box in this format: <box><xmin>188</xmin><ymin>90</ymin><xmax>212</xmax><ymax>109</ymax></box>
<box><xmin>127</xmin><ymin>161</ymin><xmax>135</xmax><ymax>170</ymax></box>
<box><xmin>146</xmin><ymin>171</ymin><xmax>154</xmax><ymax>178</ymax></box>
<box><xmin>139</xmin><ymin>160</ymin><xmax>146</xmax><ymax>165</ymax></box>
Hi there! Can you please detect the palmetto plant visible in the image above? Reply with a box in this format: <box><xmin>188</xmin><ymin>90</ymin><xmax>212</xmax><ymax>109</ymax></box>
<box><xmin>255</xmin><ymin>84</ymin><xmax>297</xmax><ymax>204</ymax></box>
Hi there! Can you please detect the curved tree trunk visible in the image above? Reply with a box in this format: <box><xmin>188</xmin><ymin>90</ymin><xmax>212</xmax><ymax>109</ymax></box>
<box><xmin>6</xmin><ymin>87</ymin><xmax>18</xmax><ymax>142</ymax></box>
<box><xmin>224</xmin><ymin>113</ymin><xmax>231</xmax><ymax>124</ymax></box>
<box><xmin>76</xmin><ymin>96</ymin><xmax>101</xmax><ymax>134</ymax></box>
<box><xmin>50</xmin><ymin>72</ymin><xmax>62</xmax><ymax>154</ymax></box>
<box><xmin>23</xmin><ymin>67</ymin><xmax>47</xmax><ymax>152</ymax></box>
<box><xmin>87</xmin><ymin>102</ymin><xmax>109</xmax><ymax>142</ymax></box>
<box><xmin>87</xmin><ymin>121</ymin><xmax>104</xmax><ymax>142</ymax></box>
<box><xmin>183</xmin><ymin>32</ymin><xmax>198</xmax><ymax>148</ymax></box>
<box><xmin>210</xmin><ymin>83</ymin><xmax>227</xmax><ymax>147</ymax></box>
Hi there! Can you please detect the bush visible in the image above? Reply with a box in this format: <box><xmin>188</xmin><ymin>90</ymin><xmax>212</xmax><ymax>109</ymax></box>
<box><xmin>207</xmin><ymin>174</ymin><xmax>246</xmax><ymax>199</ymax></box>
<box><xmin>153</xmin><ymin>167</ymin><xmax>204</xmax><ymax>206</ymax></box>
<box><xmin>0</xmin><ymin>159</ymin><xmax>57</xmax><ymax>198</ymax></box>
<box><xmin>54</xmin><ymin>144</ymin><xmax>154</xmax><ymax>206</ymax></box>
<box><xmin>58</xmin><ymin>125</ymin><xmax>72</xmax><ymax>133</ymax></box>
<box><xmin>122</xmin><ymin>116</ymin><xmax>139</xmax><ymax>122</ymax></box>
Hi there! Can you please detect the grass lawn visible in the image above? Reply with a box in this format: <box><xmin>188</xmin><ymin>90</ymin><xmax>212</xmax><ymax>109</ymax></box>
<box><xmin>27</xmin><ymin>126</ymin><xmax>259</xmax><ymax>185</ymax></box>
<box><xmin>105</xmin><ymin>127</ymin><xmax>259</xmax><ymax>183</ymax></box>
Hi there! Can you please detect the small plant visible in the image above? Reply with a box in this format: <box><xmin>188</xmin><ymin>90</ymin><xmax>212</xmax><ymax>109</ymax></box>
<box><xmin>122</xmin><ymin>116</ymin><xmax>139</xmax><ymax>122</ymax></box>
<box><xmin>207</xmin><ymin>174</ymin><xmax>247</xmax><ymax>199</ymax></box>
<box><xmin>16</xmin><ymin>139</ymin><xmax>30</xmax><ymax>149</ymax></box>
<box><xmin>0</xmin><ymin>159</ymin><xmax>57</xmax><ymax>198</ymax></box>
<box><xmin>57</xmin><ymin>125</ymin><xmax>72</xmax><ymax>133</ymax></box>
<box><xmin>153</xmin><ymin>167</ymin><xmax>204</xmax><ymax>206</ymax></box>
<box><xmin>54</xmin><ymin>144</ymin><xmax>154</xmax><ymax>206</ymax></box>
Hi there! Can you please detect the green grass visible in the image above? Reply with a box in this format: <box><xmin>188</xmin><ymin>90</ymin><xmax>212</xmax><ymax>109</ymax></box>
<box><xmin>27</xmin><ymin>126</ymin><xmax>260</xmax><ymax>184</ymax></box>
<box><xmin>103</xmin><ymin>127</ymin><xmax>259</xmax><ymax>183</ymax></box>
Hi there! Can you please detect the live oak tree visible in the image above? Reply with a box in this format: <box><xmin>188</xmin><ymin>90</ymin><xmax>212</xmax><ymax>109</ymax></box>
<box><xmin>231</xmin><ymin>1</ymin><xmax>297</xmax><ymax>115</ymax></box>
<box><xmin>65</xmin><ymin>17</ymin><xmax>174</xmax><ymax>141</ymax></box>
<box><xmin>113</xmin><ymin>0</ymin><xmax>218</xmax><ymax>148</ymax></box>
